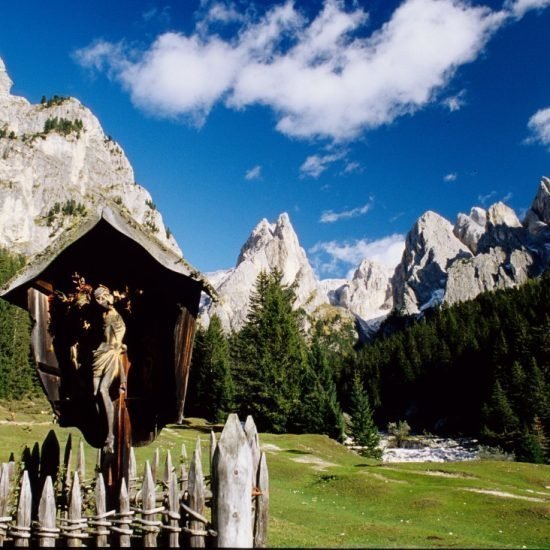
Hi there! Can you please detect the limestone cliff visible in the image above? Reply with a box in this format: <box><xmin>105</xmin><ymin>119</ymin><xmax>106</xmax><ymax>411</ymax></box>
<box><xmin>0</xmin><ymin>57</ymin><xmax>178</xmax><ymax>257</ymax></box>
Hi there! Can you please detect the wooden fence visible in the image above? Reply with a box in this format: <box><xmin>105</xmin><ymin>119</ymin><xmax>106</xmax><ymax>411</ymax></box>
<box><xmin>0</xmin><ymin>414</ymin><xmax>268</xmax><ymax>548</ymax></box>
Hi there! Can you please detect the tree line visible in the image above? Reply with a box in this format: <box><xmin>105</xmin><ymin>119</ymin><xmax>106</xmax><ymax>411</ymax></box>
<box><xmin>0</xmin><ymin>243</ymin><xmax>548</xmax><ymax>463</ymax></box>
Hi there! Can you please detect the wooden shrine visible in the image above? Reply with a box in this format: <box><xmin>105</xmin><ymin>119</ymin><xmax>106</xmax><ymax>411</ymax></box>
<box><xmin>0</xmin><ymin>205</ymin><xmax>213</xmax><ymax>499</ymax></box>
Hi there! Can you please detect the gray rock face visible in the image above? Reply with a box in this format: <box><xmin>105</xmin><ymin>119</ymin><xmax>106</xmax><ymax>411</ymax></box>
<box><xmin>392</xmin><ymin>211</ymin><xmax>472</xmax><ymax>315</ymax></box>
<box><xmin>0</xmin><ymin>57</ymin><xmax>179</xmax><ymax>258</ymax></box>
<box><xmin>323</xmin><ymin>259</ymin><xmax>393</xmax><ymax>334</ymax></box>
<box><xmin>201</xmin><ymin>213</ymin><xmax>328</xmax><ymax>332</ymax></box>
<box><xmin>454</xmin><ymin>207</ymin><xmax>486</xmax><ymax>253</ymax></box>
<box><xmin>524</xmin><ymin>177</ymin><xmax>550</xmax><ymax>236</ymax></box>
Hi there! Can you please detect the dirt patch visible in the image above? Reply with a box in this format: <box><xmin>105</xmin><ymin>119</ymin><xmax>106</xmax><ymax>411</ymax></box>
<box><xmin>261</xmin><ymin>443</ymin><xmax>282</xmax><ymax>452</ymax></box>
<box><xmin>291</xmin><ymin>455</ymin><xmax>336</xmax><ymax>471</ymax></box>
<box><xmin>425</xmin><ymin>469</ymin><xmax>475</xmax><ymax>479</ymax></box>
<box><xmin>463</xmin><ymin>488</ymin><xmax>547</xmax><ymax>503</ymax></box>
<box><xmin>362</xmin><ymin>472</ymin><xmax>408</xmax><ymax>484</ymax></box>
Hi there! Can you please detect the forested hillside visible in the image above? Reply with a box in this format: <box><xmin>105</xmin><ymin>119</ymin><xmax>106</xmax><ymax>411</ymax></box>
<box><xmin>0</xmin><ymin>249</ymin><xmax>38</xmax><ymax>398</ymax></box>
<box><xmin>348</xmin><ymin>272</ymin><xmax>550</xmax><ymax>462</ymax></box>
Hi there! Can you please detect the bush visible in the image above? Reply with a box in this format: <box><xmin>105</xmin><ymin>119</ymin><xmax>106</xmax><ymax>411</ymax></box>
<box><xmin>388</xmin><ymin>420</ymin><xmax>411</xmax><ymax>448</ymax></box>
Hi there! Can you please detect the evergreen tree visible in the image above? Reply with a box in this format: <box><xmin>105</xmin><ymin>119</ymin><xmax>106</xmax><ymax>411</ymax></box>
<box><xmin>349</xmin><ymin>373</ymin><xmax>381</xmax><ymax>459</ymax></box>
<box><xmin>233</xmin><ymin>270</ymin><xmax>308</xmax><ymax>433</ymax></box>
<box><xmin>0</xmin><ymin>249</ymin><xmax>37</xmax><ymax>399</ymax></box>
<box><xmin>191</xmin><ymin>315</ymin><xmax>235</xmax><ymax>423</ymax></box>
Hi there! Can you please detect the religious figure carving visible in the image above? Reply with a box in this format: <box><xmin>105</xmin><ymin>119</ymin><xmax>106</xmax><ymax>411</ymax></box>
<box><xmin>92</xmin><ymin>285</ymin><xmax>127</xmax><ymax>453</ymax></box>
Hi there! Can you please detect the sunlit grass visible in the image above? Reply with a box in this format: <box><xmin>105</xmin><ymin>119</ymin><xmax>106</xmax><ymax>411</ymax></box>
<box><xmin>0</xmin><ymin>401</ymin><xmax>548</xmax><ymax>548</ymax></box>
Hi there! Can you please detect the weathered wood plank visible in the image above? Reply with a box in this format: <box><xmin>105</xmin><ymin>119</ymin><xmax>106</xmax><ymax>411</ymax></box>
<box><xmin>76</xmin><ymin>441</ymin><xmax>85</xmax><ymax>484</ymax></box>
<box><xmin>117</xmin><ymin>478</ymin><xmax>132</xmax><ymax>548</ymax></box>
<box><xmin>213</xmin><ymin>413</ymin><xmax>253</xmax><ymax>548</ymax></box>
<box><xmin>13</xmin><ymin>470</ymin><xmax>32</xmax><ymax>547</ymax></box>
<box><xmin>37</xmin><ymin>476</ymin><xmax>57</xmax><ymax>547</ymax></box>
<box><xmin>0</xmin><ymin>463</ymin><xmax>11</xmax><ymax>546</ymax></box>
<box><xmin>142</xmin><ymin>461</ymin><xmax>160</xmax><ymax>547</ymax></box>
<box><xmin>66</xmin><ymin>472</ymin><xmax>83</xmax><ymax>547</ymax></box>
<box><xmin>163</xmin><ymin>450</ymin><xmax>173</xmax><ymax>488</ymax></box>
<box><xmin>253</xmin><ymin>452</ymin><xmax>269</xmax><ymax>548</ymax></box>
<box><xmin>166</xmin><ymin>472</ymin><xmax>181</xmax><ymax>548</ymax></box>
<box><xmin>209</xmin><ymin>430</ymin><xmax>217</xmax><ymax>477</ymax></box>
<box><xmin>152</xmin><ymin>448</ymin><xmax>160</xmax><ymax>485</ymax></box>
<box><xmin>188</xmin><ymin>445</ymin><xmax>205</xmax><ymax>548</ymax></box>
<box><xmin>94</xmin><ymin>473</ymin><xmax>109</xmax><ymax>548</ymax></box>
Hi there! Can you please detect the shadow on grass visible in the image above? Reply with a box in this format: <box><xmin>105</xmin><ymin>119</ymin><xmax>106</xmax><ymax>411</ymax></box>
<box><xmin>170</xmin><ymin>421</ymin><xmax>224</xmax><ymax>434</ymax></box>
<box><xmin>284</xmin><ymin>449</ymin><xmax>313</xmax><ymax>455</ymax></box>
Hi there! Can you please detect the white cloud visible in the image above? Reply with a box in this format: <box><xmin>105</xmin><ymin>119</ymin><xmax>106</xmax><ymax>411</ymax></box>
<box><xmin>442</xmin><ymin>90</ymin><xmax>466</xmax><ymax>112</ymax></box>
<box><xmin>478</xmin><ymin>190</ymin><xmax>497</xmax><ymax>205</ymax></box>
<box><xmin>299</xmin><ymin>151</ymin><xmax>346</xmax><ymax>178</ymax></box>
<box><xmin>342</xmin><ymin>161</ymin><xmax>362</xmax><ymax>174</ymax></box>
<box><xmin>319</xmin><ymin>200</ymin><xmax>373</xmax><ymax>223</ymax></box>
<box><xmin>309</xmin><ymin>233</ymin><xmax>405</xmax><ymax>275</ymax></box>
<box><xmin>527</xmin><ymin>107</ymin><xmax>550</xmax><ymax>147</ymax></box>
<box><xmin>245</xmin><ymin>164</ymin><xmax>262</xmax><ymax>180</ymax></box>
<box><xmin>444</xmin><ymin>172</ymin><xmax>458</xmax><ymax>181</ymax></box>
<box><xmin>74</xmin><ymin>0</ymin><xmax>512</xmax><ymax>141</ymax></box>
<box><xmin>505</xmin><ymin>0</ymin><xmax>550</xmax><ymax>18</ymax></box>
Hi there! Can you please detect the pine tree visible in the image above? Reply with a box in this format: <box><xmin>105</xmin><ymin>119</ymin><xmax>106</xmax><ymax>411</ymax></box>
<box><xmin>233</xmin><ymin>270</ymin><xmax>308</xmax><ymax>433</ymax></box>
<box><xmin>349</xmin><ymin>373</ymin><xmax>381</xmax><ymax>459</ymax></box>
<box><xmin>192</xmin><ymin>315</ymin><xmax>235</xmax><ymax>423</ymax></box>
<box><xmin>0</xmin><ymin>249</ymin><xmax>37</xmax><ymax>399</ymax></box>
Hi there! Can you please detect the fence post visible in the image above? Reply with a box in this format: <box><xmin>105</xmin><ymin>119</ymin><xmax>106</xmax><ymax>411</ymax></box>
<box><xmin>152</xmin><ymin>448</ymin><xmax>160</xmax><ymax>485</ymax></box>
<box><xmin>116</xmin><ymin>478</ymin><xmax>132</xmax><ymax>548</ymax></box>
<box><xmin>166</xmin><ymin>472</ymin><xmax>181</xmax><ymax>548</ymax></box>
<box><xmin>12</xmin><ymin>470</ymin><xmax>31</xmax><ymax>547</ymax></box>
<box><xmin>163</xmin><ymin>450</ymin><xmax>173</xmax><ymax>488</ymax></box>
<box><xmin>254</xmin><ymin>452</ymin><xmax>269</xmax><ymax>548</ymax></box>
<box><xmin>65</xmin><ymin>472</ymin><xmax>85</xmax><ymax>547</ymax></box>
<box><xmin>36</xmin><ymin>476</ymin><xmax>58</xmax><ymax>547</ymax></box>
<box><xmin>209</xmin><ymin>431</ymin><xmax>217</xmax><ymax>475</ymax></box>
<box><xmin>141</xmin><ymin>461</ymin><xmax>161</xmax><ymax>547</ymax></box>
<box><xmin>92</xmin><ymin>473</ymin><xmax>109</xmax><ymax>548</ymax></box>
<box><xmin>213</xmin><ymin>413</ymin><xmax>253</xmax><ymax>548</ymax></box>
<box><xmin>76</xmin><ymin>441</ymin><xmax>85</xmax><ymax>484</ymax></box>
<box><xmin>187</xmin><ymin>441</ymin><xmax>206</xmax><ymax>548</ymax></box>
<box><xmin>0</xmin><ymin>463</ymin><xmax>11</xmax><ymax>545</ymax></box>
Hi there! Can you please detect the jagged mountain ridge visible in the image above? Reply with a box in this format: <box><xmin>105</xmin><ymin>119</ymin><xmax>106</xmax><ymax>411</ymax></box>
<box><xmin>0</xmin><ymin>57</ymin><xmax>178</xmax><ymax>257</ymax></box>
<box><xmin>202</xmin><ymin>178</ymin><xmax>550</xmax><ymax>333</ymax></box>
<box><xmin>0</xmin><ymin>56</ymin><xmax>548</xmax><ymax>332</ymax></box>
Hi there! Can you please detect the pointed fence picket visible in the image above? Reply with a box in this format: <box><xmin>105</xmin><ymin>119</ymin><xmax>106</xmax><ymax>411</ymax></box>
<box><xmin>0</xmin><ymin>414</ymin><xmax>268</xmax><ymax>547</ymax></box>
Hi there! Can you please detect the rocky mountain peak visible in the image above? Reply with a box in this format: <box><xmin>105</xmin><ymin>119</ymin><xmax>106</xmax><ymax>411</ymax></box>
<box><xmin>487</xmin><ymin>202</ymin><xmax>522</xmax><ymax>228</ymax></box>
<box><xmin>0</xmin><ymin>57</ymin><xmax>13</xmax><ymax>97</ymax></box>
<box><xmin>525</xmin><ymin>177</ymin><xmax>550</xmax><ymax>235</ymax></box>
<box><xmin>454</xmin><ymin>207</ymin><xmax>487</xmax><ymax>254</ymax></box>
<box><xmin>392</xmin><ymin>210</ymin><xmax>472</xmax><ymax>315</ymax></box>
<box><xmin>202</xmin><ymin>213</ymin><xmax>327</xmax><ymax>332</ymax></box>
<box><xmin>0</xmin><ymin>57</ymin><xmax>180</xmax><ymax>257</ymax></box>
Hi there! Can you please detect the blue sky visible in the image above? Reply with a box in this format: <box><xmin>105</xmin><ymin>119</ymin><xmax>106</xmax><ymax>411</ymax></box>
<box><xmin>1</xmin><ymin>0</ymin><xmax>549</xmax><ymax>278</ymax></box>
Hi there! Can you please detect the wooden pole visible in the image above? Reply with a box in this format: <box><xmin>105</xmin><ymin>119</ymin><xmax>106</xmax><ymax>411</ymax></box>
<box><xmin>163</xmin><ymin>450</ymin><xmax>173</xmax><ymax>488</ymax></box>
<box><xmin>142</xmin><ymin>461</ymin><xmax>160</xmax><ymax>547</ymax></box>
<box><xmin>117</xmin><ymin>478</ymin><xmax>132</xmax><ymax>548</ymax></box>
<box><xmin>94</xmin><ymin>473</ymin><xmax>109</xmax><ymax>548</ymax></box>
<box><xmin>13</xmin><ymin>470</ymin><xmax>32</xmax><ymax>547</ymax></box>
<box><xmin>0</xmin><ymin>463</ymin><xmax>11</xmax><ymax>545</ymax></box>
<box><xmin>66</xmin><ymin>472</ymin><xmax>84</xmax><ymax>547</ymax></box>
<box><xmin>166</xmin><ymin>472</ymin><xmax>181</xmax><ymax>548</ymax></box>
<box><xmin>188</xmin><ymin>444</ymin><xmax>205</xmax><ymax>548</ymax></box>
<box><xmin>37</xmin><ymin>476</ymin><xmax>58</xmax><ymax>547</ymax></box>
<box><xmin>76</xmin><ymin>441</ymin><xmax>85</xmax><ymax>484</ymax></box>
<box><xmin>254</xmin><ymin>452</ymin><xmax>269</xmax><ymax>548</ymax></box>
<box><xmin>213</xmin><ymin>413</ymin><xmax>253</xmax><ymax>548</ymax></box>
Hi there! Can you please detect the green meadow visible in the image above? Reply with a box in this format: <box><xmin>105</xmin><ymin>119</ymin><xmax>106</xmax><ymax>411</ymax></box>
<box><xmin>0</xmin><ymin>398</ymin><xmax>548</xmax><ymax>548</ymax></box>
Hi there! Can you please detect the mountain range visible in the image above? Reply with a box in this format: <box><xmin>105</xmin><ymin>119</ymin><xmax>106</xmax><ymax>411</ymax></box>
<box><xmin>1</xmin><ymin>56</ymin><xmax>548</xmax><ymax>335</ymax></box>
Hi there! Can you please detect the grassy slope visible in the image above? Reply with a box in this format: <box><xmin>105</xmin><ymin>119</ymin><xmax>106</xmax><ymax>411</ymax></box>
<box><xmin>0</xmin><ymin>399</ymin><xmax>548</xmax><ymax>548</ymax></box>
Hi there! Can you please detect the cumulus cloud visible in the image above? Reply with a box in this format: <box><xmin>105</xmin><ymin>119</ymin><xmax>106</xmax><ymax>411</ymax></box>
<box><xmin>319</xmin><ymin>200</ymin><xmax>373</xmax><ymax>223</ymax></box>
<box><xmin>245</xmin><ymin>164</ymin><xmax>262</xmax><ymax>180</ymax></box>
<box><xmin>527</xmin><ymin>107</ymin><xmax>550</xmax><ymax>147</ymax></box>
<box><xmin>444</xmin><ymin>172</ymin><xmax>458</xmax><ymax>181</ymax></box>
<box><xmin>505</xmin><ymin>0</ymin><xmax>550</xmax><ymax>18</ymax></box>
<box><xmin>299</xmin><ymin>151</ymin><xmax>347</xmax><ymax>178</ymax></box>
<box><xmin>310</xmin><ymin>233</ymin><xmax>405</xmax><ymax>275</ymax></box>
<box><xmin>74</xmin><ymin>0</ymin><xmax>514</xmax><ymax>141</ymax></box>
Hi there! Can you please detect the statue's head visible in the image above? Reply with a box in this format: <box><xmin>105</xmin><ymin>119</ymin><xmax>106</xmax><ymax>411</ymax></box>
<box><xmin>94</xmin><ymin>285</ymin><xmax>114</xmax><ymax>309</ymax></box>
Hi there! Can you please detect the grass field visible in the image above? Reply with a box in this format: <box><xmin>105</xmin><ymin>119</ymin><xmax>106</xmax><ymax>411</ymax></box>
<box><xmin>0</xmin><ymin>398</ymin><xmax>549</xmax><ymax>548</ymax></box>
